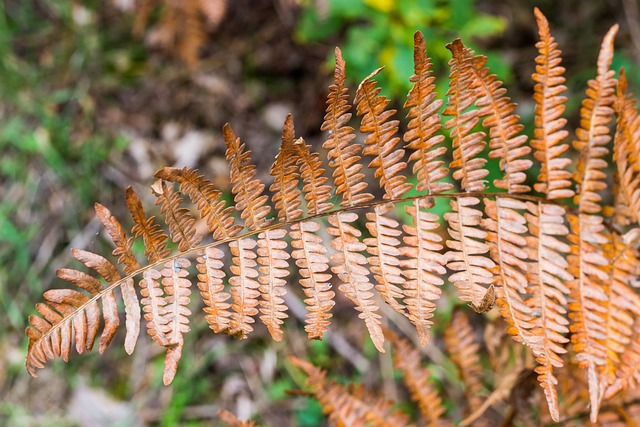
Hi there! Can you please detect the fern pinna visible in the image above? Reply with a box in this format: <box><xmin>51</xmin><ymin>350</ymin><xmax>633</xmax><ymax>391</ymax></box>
<box><xmin>25</xmin><ymin>8</ymin><xmax>640</xmax><ymax>423</ymax></box>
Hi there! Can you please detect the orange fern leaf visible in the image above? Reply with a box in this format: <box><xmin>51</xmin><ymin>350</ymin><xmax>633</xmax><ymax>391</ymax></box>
<box><xmin>94</xmin><ymin>203</ymin><xmax>141</xmax><ymax>353</ymax></box>
<box><xmin>322</xmin><ymin>47</ymin><xmax>374</xmax><ymax>207</ymax></box>
<box><xmin>466</xmin><ymin>47</ymin><xmax>531</xmax><ymax>194</ymax></box>
<box><xmin>523</xmin><ymin>201</ymin><xmax>572</xmax><ymax>422</ymax></box>
<box><xmin>400</xmin><ymin>198</ymin><xmax>445</xmax><ymax>346</ymax></box>
<box><xmin>154</xmin><ymin>166</ymin><xmax>242</xmax><ymax>240</ymax></box>
<box><xmin>289</xmin><ymin>135</ymin><xmax>334</xmax><ymax>339</ymax></box>
<box><xmin>290</xmin><ymin>356</ymin><xmax>412</xmax><ymax>427</ymax></box>
<box><xmin>125</xmin><ymin>186</ymin><xmax>171</xmax><ymax>263</ymax></box>
<box><xmin>532</xmin><ymin>8</ymin><xmax>574</xmax><ymax>200</ymax></box>
<box><xmin>386</xmin><ymin>330</ymin><xmax>451</xmax><ymax>426</ymax></box>
<box><xmin>567</xmin><ymin>23</ymin><xmax>619</xmax><ymax>422</ymax></box>
<box><xmin>151</xmin><ymin>180</ymin><xmax>202</xmax><ymax>252</ymax></box>
<box><xmin>613</xmin><ymin>69</ymin><xmax>640</xmax><ymax>224</ymax></box>
<box><xmin>444</xmin><ymin>310</ymin><xmax>486</xmax><ymax>415</ymax></box>
<box><xmin>196</xmin><ymin>246</ymin><xmax>232</xmax><ymax>334</ymax></box>
<box><xmin>403</xmin><ymin>31</ymin><xmax>452</xmax><ymax>196</ymax></box>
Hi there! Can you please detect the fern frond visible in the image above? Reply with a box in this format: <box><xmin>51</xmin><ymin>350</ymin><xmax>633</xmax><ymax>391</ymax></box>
<box><xmin>444</xmin><ymin>39</ymin><xmax>488</xmax><ymax>193</ymax></box>
<box><xmin>386</xmin><ymin>330</ymin><xmax>451</xmax><ymax>426</ymax></box>
<box><xmin>613</xmin><ymin>69</ymin><xmax>640</xmax><ymax>224</ymax></box>
<box><xmin>159</xmin><ymin>257</ymin><xmax>192</xmax><ymax>385</ymax></box>
<box><xmin>224</xmin><ymin>124</ymin><xmax>271</xmax><ymax>231</ymax></box>
<box><xmin>444</xmin><ymin>310</ymin><xmax>486</xmax><ymax>415</ymax></box>
<box><xmin>196</xmin><ymin>246</ymin><xmax>232</xmax><ymax>334</ymax></box>
<box><xmin>445</xmin><ymin>196</ymin><xmax>496</xmax><ymax>307</ymax></box>
<box><xmin>355</xmin><ymin>68</ymin><xmax>411</xmax><ymax>200</ymax></box>
<box><xmin>467</xmin><ymin>48</ymin><xmax>531</xmax><ymax>193</ymax></box>
<box><xmin>443</xmin><ymin>40</ymin><xmax>495</xmax><ymax>308</ymax></box>
<box><xmin>151</xmin><ymin>180</ymin><xmax>202</xmax><ymax>251</ymax></box>
<box><xmin>567</xmin><ymin>23</ymin><xmax>619</xmax><ymax>421</ymax></box>
<box><xmin>532</xmin><ymin>8</ymin><xmax>574</xmax><ymax>200</ymax></box>
<box><xmin>322</xmin><ymin>48</ymin><xmax>374</xmax><ymax>207</ymax></box>
<box><xmin>483</xmin><ymin>197</ymin><xmax>536</xmax><ymax>346</ymax></box>
<box><xmin>328</xmin><ymin>211</ymin><xmax>384</xmax><ymax>351</ymax></box>
<box><xmin>94</xmin><ymin>203</ymin><xmax>141</xmax><ymax>353</ymax></box>
<box><xmin>154</xmin><ymin>166</ymin><xmax>242</xmax><ymax>240</ymax></box>
<box><xmin>270</xmin><ymin>114</ymin><xmax>303</xmax><ymax>222</ymax></box>
<box><xmin>289</xmin><ymin>136</ymin><xmax>335</xmax><ymax>338</ymax></box>
<box><xmin>290</xmin><ymin>356</ymin><xmax>412</xmax><ymax>427</ymax></box>
<box><xmin>25</xmin><ymin>250</ymin><xmax>125</xmax><ymax>375</ymax></box>
<box><xmin>403</xmin><ymin>31</ymin><xmax>452</xmax><ymax>196</ymax></box>
<box><xmin>400</xmin><ymin>198</ymin><xmax>445</xmax><ymax>346</ymax></box>
<box><xmin>125</xmin><ymin>186</ymin><xmax>171</xmax><ymax>263</ymax></box>
<box><xmin>524</xmin><ymin>201</ymin><xmax>572</xmax><ymax>422</ymax></box>
<box><xmin>228</xmin><ymin>237</ymin><xmax>260</xmax><ymax>338</ymax></box>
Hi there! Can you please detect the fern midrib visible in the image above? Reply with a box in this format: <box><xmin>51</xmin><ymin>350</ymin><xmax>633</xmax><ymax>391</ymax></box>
<box><xmin>29</xmin><ymin>191</ymin><xmax>600</xmax><ymax>348</ymax></box>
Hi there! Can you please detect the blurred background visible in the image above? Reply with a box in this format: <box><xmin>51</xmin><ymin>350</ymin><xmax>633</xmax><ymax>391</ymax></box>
<box><xmin>1</xmin><ymin>0</ymin><xmax>639</xmax><ymax>425</ymax></box>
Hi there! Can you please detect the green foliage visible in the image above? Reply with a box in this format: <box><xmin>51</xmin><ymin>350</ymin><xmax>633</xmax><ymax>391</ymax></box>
<box><xmin>296</xmin><ymin>0</ymin><xmax>508</xmax><ymax>98</ymax></box>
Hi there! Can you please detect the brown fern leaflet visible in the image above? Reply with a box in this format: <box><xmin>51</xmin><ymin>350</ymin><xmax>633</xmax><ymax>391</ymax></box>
<box><xmin>25</xmin><ymin>8</ymin><xmax>640</xmax><ymax>424</ymax></box>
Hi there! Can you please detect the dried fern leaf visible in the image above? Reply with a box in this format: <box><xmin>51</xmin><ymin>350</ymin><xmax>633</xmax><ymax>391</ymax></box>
<box><xmin>94</xmin><ymin>203</ymin><xmax>141</xmax><ymax>353</ymax></box>
<box><xmin>322</xmin><ymin>48</ymin><xmax>374</xmax><ymax>207</ymax></box>
<box><xmin>293</xmin><ymin>137</ymin><xmax>334</xmax><ymax>216</ymax></box>
<box><xmin>25</xmin><ymin>250</ymin><xmax>126</xmax><ymax>375</ymax></box>
<box><xmin>354</xmin><ymin>68</ymin><xmax>413</xmax><ymax>315</ymax></box>
<box><xmin>532</xmin><ymin>8</ymin><xmax>574</xmax><ymax>200</ymax></box>
<box><xmin>524</xmin><ymin>201</ymin><xmax>572</xmax><ymax>422</ymax></box>
<box><xmin>445</xmin><ymin>197</ymin><xmax>496</xmax><ymax>307</ymax></box>
<box><xmin>270</xmin><ymin>114</ymin><xmax>303</xmax><ymax>222</ymax></box>
<box><xmin>400</xmin><ymin>198</ymin><xmax>445</xmax><ymax>346</ymax></box>
<box><xmin>159</xmin><ymin>257</ymin><xmax>192</xmax><ymax>384</ymax></box>
<box><xmin>444</xmin><ymin>310</ymin><xmax>485</xmax><ymax>415</ymax></box>
<box><xmin>328</xmin><ymin>212</ymin><xmax>384</xmax><ymax>352</ymax></box>
<box><xmin>385</xmin><ymin>330</ymin><xmax>452</xmax><ymax>427</ymax></box>
<box><xmin>125</xmin><ymin>186</ymin><xmax>171</xmax><ymax>263</ymax></box>
<box><xmin>606</xmin><ymin>317</ymin><xmax>640</xmax><ymax>400</ymax></box>
<box><xmin>290</xmin><ymin>356</ymin><xmax>412</xmax><ymax>427</ymax></box>
<box><xmin>355</xmin><ymin>68</ymin><xmax>411</xmax><ymax>200</ymax></box>
<box><xmin>95</xmin><ymin>203</ymin><xmax>141</xmax><ymax>274</ymax></box>
<box><xmin>573</xmin><ymin>24</ymin><xmax>618</xmax><ymax>215</ymax></box>
<box><xmin>613</xmin><ymin>69</ymin><xmax>640</xmax><ymax>224</ymax></box>
<box><xmin>154</xmin><ymin>166</ymin><xmax>242</xmax><ymax>240</ymax></box>
<box><xmin>288</xmin><ymin>134</ymin><xmax>335</xmax><ymax>338</ymax></box>
<box><xmin>465</xmin><ymin>46</ymin><xmax>532</xmax><ymax>194</ymax></box>
<box><xmin>151</xmin><ymin>180</ymin><xmax>202</xmax><ymax>251</ymax></box>
<box><xmin>600</xmin><ymin>234</ymin><xmax>640</xmax><ymax>397</ymax></box>
<box><xmin>257</xmin><ymin>228</ymin><xmax>290</xmax><ymax>341</ymax></box>
<box><xmin>444</xmin><ymin>39</ymin><xmax>488</xmax><ymax>193</ymax></box>
<box><xmin>403</xmin><ymin>31</ymin><xmax>452</xmax><ymax>196</ymax></box>
<box><xmin>224</xmin><ymin>123</ymin><xmax>272</xmax><ymax>231</ymax></box>
<box><xmin>196</xmin><ymin>246</ymin><xmax>232</xmax><ymax>334</ymax></box>
<box><xmin>139</xmin><ymin>268</ymin><xmax>170</xmax><ymax>346</ymax></box>
<box><xmin>290</xmin><ymin>219</ymin><xmax>334</xmax><ymax>339</ymax></box>
<box><xmin>484</xmin><ymin>197</ymin><xmax>537</xmax><ymax>345</ymax></box>
<box><xmin>567</xmin><ymin>23</ymin><xmax>619</xmax><ymax>422</ymax></box>
<box><xmin>228</xmin><ymin>237</ymin><xmax>260</xmax><ymax>338</ymax></box>
<box><xmin>364</xmin><ymin>203</ymin><xmax>407</xmax><ymax>315</ymax></box>
<box><xmin>567</xmin><ymin>212</ymin><xmax>610</xmax><ymax>422</ymax></box>
<box><xmin>225</xmin><ymin>123</ymin><xmax>289</xmax><ymax>339</ymax></box>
